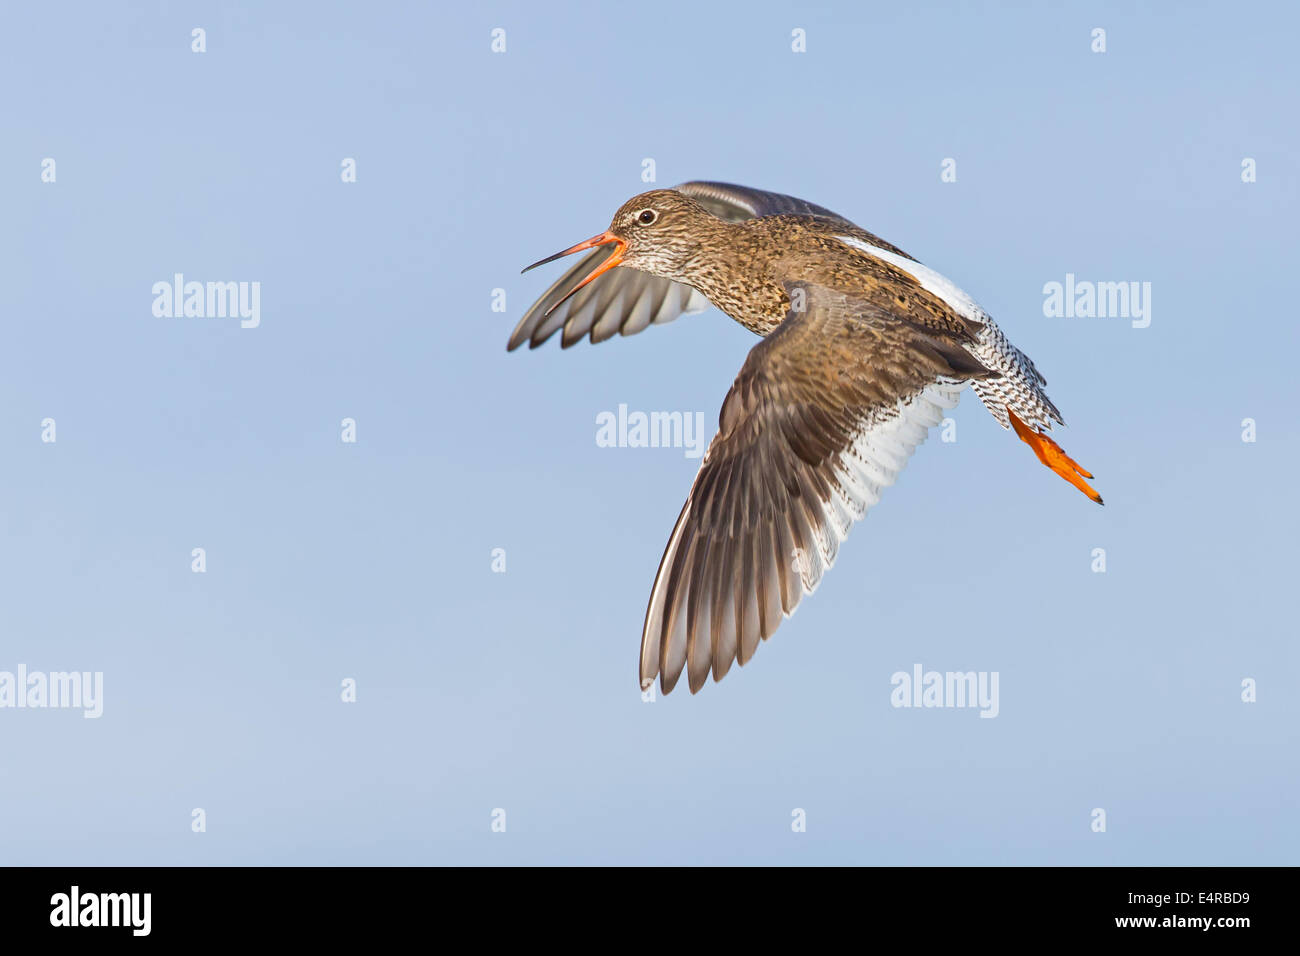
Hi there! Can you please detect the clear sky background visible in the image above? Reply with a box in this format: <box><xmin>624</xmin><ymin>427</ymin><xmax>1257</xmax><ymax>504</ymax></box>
<box><xmin>2</xmin><ymin>1</ymin><xmax>1296</xmax><ymax>865</ymax></box>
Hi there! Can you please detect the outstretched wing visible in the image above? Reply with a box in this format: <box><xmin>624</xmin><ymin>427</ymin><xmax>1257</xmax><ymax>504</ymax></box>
<box><xmin>640</xmin><ymin>282</ymin><xmax>994</xmax><ymax>694</ymax></box>
<box><xmin>507</xmin><ymin>182</ymin><xmax>862</xmax><ymax>351</ymax></box>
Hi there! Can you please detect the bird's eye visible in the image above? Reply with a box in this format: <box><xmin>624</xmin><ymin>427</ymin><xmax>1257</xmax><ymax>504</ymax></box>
<box><xmin>637</xmin><ymin>209</ymin><xmax>657</xmax><ymax>225</ymax></box>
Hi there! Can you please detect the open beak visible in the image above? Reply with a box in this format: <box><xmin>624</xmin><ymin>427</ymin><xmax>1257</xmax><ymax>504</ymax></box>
<box><xmin>522</xmin><ymin>230</ymin><xmax>627</xmax><ymax>318</ymax></box>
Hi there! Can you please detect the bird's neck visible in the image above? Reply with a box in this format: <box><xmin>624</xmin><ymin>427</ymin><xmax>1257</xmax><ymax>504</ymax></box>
<box><xmin>673</xmin><ymin>221</ymin><xmax>789</xmax><ymax>335</ymax></box>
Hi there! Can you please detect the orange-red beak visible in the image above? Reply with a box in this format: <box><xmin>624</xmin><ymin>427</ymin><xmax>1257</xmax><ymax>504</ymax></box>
<box><xmin>522</xmin><ymin>230</ymin><xmax>627</xmax><ymax>317</ymax></box>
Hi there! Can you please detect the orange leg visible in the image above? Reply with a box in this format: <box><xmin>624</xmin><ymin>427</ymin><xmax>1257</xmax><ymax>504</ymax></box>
<box><xmin>1007</xmin><ymin>410</ymin><xmax>1104</xmax><ymax>505</ymax></box>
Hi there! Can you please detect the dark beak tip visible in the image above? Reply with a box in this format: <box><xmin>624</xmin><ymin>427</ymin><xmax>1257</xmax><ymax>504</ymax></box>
<box><xmin>521</xmin><ymin>250</ymin><xmax>569</xmax><ymax>275</ymax></box>
<box><xmin>521</xmin><ymin>230</ymin><xmax>619</xmax><ymax>278</ymax></box>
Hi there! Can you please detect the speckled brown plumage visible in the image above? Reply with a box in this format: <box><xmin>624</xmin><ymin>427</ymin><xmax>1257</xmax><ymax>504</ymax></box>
<box><xmin>513</xmin><ymin>181</ymin><xmax>1101</xmax><ymax>696</ymax></box>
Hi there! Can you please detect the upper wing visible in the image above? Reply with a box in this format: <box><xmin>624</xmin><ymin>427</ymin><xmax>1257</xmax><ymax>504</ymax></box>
<box><xmin>507</xmin><ymin>182</ymin><xmax>861</xmax><ymax>351</ymax></box>
<box><xmin>640</xmin><ymin>282</ymin><xmax>993</xmax><ymax>694</ymax></box>
<box><xmin>680</xmin><ymin>181</ymin><xmax>857</xmax><ymax>226</ymax></box>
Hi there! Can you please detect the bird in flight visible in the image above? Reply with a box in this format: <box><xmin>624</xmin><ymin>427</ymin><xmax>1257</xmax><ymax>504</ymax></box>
<box><xmin>510</xmin><ymin>182</ymin><xmax>1101</xmax><ymax>696</ymax></box>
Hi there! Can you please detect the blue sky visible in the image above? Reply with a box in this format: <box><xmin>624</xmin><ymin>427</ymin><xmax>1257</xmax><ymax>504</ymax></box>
<box><xmin>1</xmin><ymin>1</ymin><xmax>1295</xmax><ymax>864</ymax></box>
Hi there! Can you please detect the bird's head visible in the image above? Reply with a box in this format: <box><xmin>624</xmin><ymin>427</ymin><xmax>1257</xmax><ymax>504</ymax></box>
<box><xmin>522</xmin><ymin>189</ymin><xmax>722</xmax><ymax>316</ymax></box>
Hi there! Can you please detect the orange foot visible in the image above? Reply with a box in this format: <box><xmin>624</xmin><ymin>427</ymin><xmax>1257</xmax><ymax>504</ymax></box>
<box><xmin>1007</xmin><ymin>410</ymin><xmax>1103</xmax><ymax>505</ymax></box>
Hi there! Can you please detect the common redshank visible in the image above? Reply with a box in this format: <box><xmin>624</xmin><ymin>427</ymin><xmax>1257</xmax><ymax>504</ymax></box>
<box><xmin>511</xmin><ymin>182</ymin><xmax>1101</xmax><ymax>695</ymax></box>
